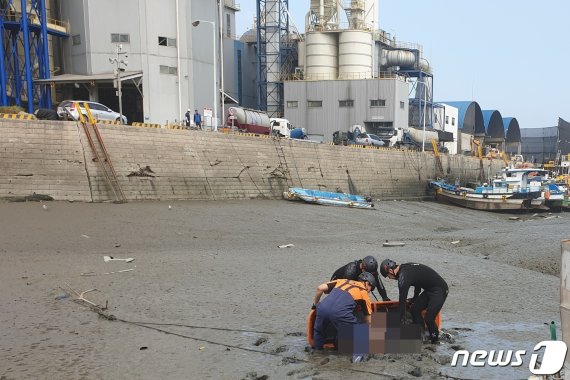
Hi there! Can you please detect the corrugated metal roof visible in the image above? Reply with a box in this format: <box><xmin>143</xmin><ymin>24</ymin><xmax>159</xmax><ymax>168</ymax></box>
<box><xmin>481</xmin><ymin>110</ymin><xmax>505</xmax><ymax>139</ymax></box>
<box><xmin>438</xmin><ymin>101</ymin><xmax>485</xmax><ymax>135</ymax></box>
<box><xmin>34</xmin><ymin>71</ymin><xmax>143</xmax><ymax>84</ymax></box>
<box><xmin>503</xmin><ymin>117</ymin><xmax>521</xmax><ymax>143</ymax></box>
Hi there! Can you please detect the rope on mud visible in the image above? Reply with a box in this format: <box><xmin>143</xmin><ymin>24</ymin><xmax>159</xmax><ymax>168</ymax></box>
<box><xmin>125</xmin><ymin>320</ymin><xmax>277</xmax><ymax>335</ymax></box>
<box><xmin>64</xmin><ymin>287</ymin><xmax>467</xmax><ymax>380</ymax></box>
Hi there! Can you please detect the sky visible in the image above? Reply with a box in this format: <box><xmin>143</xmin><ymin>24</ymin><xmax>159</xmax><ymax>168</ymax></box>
<box><xmin>235</xmin><ymin>0</ymin><xmax>570</xmax><ymax>129</ymax></box>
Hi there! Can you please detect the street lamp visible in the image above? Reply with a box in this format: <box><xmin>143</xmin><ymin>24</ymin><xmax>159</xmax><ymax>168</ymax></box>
<box><xmin>109</xmin><ymin>44</ymin><xmax>128</xmax><ymax>124</ymax></box>
<box><xmin>422</xmin><ymin>80</ymin><xmax>427</xmax><ymax>152</ymax></box>
<box><xmin>192</xmin><ymin>19</ymin><xmax>218</xmax><ymax>131</ymax></box>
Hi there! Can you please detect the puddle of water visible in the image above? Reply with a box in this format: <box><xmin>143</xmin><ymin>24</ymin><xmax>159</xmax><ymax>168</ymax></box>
<box><xmin>441</xmin><ymin>321</ymin><xmax>560</xmax><ymax>379</ymax></box>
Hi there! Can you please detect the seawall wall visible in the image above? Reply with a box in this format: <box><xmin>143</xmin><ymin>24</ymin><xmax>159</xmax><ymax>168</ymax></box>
<box><xmin>0</xmin><ymin>120</ymin><xmax>502</xmax><ymax>202</ymax></box>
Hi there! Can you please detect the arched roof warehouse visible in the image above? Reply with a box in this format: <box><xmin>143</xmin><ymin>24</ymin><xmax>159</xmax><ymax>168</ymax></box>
<box><xmin>439</xmin><ymin>101</ymin><xmax>485</xmax><ymax>135</ymax></box>
<box><xmin>482</xmin><ymin>110</ymin><xmax>505</xmax><ymax>139</ymax></box>
<box><xmin>502</xmin><ymin>117</ymin><xmax>521</xmax><ymax>143</ymax></box>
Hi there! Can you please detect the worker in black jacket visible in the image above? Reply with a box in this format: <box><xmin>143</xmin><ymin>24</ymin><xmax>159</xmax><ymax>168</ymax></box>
<box><xmin>380</xmin><ymin>259</ymin><xmax>448</xmax><ymax>344</ymax></box>
<box><xmin>331</xmin><ymin>256</ymin><xmax>390</xmax><ymax>301</ymax></box>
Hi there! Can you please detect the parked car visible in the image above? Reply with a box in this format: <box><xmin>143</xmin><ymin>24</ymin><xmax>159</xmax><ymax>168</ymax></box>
<box><xmin>57</xmin><ymin>100</ymin><xmax>128</xmax><ymax>124</ymax></box>
<box><xmin>355</xmin><ymin>133</ymin><xmax>385</xmax><ymax>147</ymax></box>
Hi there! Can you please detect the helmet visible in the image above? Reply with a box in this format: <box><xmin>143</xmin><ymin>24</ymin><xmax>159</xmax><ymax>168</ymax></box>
<box><xmin>358</xmin><ymin>272</ymin><xmax>377</xmax><ymax>291</ymax></box>
<box><xmin>362</xmin><ymin>256</ymin><xmax>378</xmax><ymax>272</ymax></box>
<box><xmin>380</xmin><ymin>259</ymin><xmax>397</xmax><ymax>278</ymax></box>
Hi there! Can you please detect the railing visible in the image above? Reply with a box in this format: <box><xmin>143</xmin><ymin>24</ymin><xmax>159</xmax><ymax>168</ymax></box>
<box><xmin>0</xmin><ymin>10</ymin><xmax>69</xmax><ymax>34</ymax></box>
<box><xmin>283</xmin><ymin>71</ymin><xmax>407</xmax><ymax>82</ymax></box>
<box><xmin>29</xmin><ymin>14</ymin><xmax>70</xmax><ymax>34</ymax></box>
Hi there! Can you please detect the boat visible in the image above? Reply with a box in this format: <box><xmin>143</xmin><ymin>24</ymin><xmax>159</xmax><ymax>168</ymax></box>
<box><xmin>284</xmin><ymin>187</ymin><xmax>373</xmax><ymax>208</ymax></box>
<box><xmin>527</xmin><ymin>171</ymin><xmax>569</xmax><ymax>210</ymax></box>
<box><xmin>307</xmin><ymin>300</ymin><xmax>441</xmax><ymax>350</ymax></box>
<box><xmin>429</xmin><ymin>168</ymin><xmax>545</xmax><ymax>211</ymax></box>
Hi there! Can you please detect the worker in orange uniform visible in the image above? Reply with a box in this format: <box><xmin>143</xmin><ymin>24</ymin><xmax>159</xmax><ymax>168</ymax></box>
<box><xmin>311</xmin><ymin>272</ymin><xmax>376</xmax><ymax>350</ymax></box>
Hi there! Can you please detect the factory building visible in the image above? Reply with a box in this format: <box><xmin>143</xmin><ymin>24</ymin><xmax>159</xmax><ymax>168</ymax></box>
<box><xmin>280</xmin><ymin>0</ymin><xmax>434</xmax><ymax>143</ymax></box>
<box><xmin>434</xmin><ymin>104</ymin><xmax>459</xmax><ymax>155</ymax></box>
<box><xmin>1</xmin><ymin>0</ymin><xmax>242</xmax><ymax>126</ymax></box>
<box><xmin>520</xmin><ymin>118</ymin><xmax>570</xmax><ymax>164</ymax></box>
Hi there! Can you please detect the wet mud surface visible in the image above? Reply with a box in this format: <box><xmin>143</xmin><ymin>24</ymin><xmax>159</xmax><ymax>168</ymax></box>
<box><xmin>0</xmin><ymin>199</ymin><xmax>566</xmax><ymax>379</ymax></box>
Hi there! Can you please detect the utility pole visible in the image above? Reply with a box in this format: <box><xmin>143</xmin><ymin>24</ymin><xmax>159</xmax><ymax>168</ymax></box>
<box><xmin>109</xmin><ymin>44</ymin><xmax>128</xmax><ymax>123</ymax></box>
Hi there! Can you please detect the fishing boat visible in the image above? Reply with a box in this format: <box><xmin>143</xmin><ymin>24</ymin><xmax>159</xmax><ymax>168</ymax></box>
<box><xmin>284</xmin><ymin>187</ymin><xmax>373</xmax><ymax>208</ymax></box>
<box><xmin>527</xmin><ymin>171</ymin><xmax>568</xmax><ymax>210</ymax></box>
<box><xmin>429</xmin><ymin>168</ymin><xmax>544</xmax><ymax>211</ymax></box>
<box><xmin>307</xmin><ymin>300</ymin><xmax>441</xmax><ymax>350</ymax></box>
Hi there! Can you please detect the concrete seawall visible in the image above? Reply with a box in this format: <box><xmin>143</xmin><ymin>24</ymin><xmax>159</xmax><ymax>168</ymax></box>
<box><xmin>0</xmin><ymin>119</ymin><xmax>502</xmax><ymax>202</ymax></box>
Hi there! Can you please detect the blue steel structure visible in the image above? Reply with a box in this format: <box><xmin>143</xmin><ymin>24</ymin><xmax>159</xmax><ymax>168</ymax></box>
<box><xmin>0</xmin><ymin>0</ymin><xmax>68</xmax><ymax>112</ymax></box>
<box><xmin>256</xmin><ymin>0</ymin><xmax>293</xmax><ymax>117</ymax></box>
<box><xmin>396</xmin><ymin>51</ymin><xmax>435</xmax><ymax>130</ymax></box>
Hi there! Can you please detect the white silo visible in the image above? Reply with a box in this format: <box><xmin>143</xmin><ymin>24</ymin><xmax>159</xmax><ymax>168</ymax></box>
<box><xmin>338</xmin><ymin>30</ymin><xmax>372</xmax><ymax>79</ymax></box>
<box><xmin>305</xmin><ymin>31</ymin><xmax>338</xmax><ymax>80</ymax></box>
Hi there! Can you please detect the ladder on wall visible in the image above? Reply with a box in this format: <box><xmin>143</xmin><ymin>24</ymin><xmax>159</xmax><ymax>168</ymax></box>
<box><xmin>272</xmin><ymin>136</ymin><xmax>294</xmax><ymax>188</ymax></box>
<box><xmin>431</xmin><ymin>139</ymin><xmax>445</xmax><ymax>178</ymax></box>
<box><xmin>75</xmin><ymin>102</ymin><xmax>127</xmax><ymax>203</ymax></box>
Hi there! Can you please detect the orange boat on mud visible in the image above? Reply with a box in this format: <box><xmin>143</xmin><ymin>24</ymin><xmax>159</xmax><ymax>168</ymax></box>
<box><xmin>307</xmin><ymin>300</ymin><xmax>441</xmax><ymax>348</ymax></box>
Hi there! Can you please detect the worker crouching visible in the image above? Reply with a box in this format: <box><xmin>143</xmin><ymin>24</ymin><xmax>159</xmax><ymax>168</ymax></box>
<box><xmin>311</xmin><ymin>272</ymin><xmax>376</xmax><ymax>351</ymax></box>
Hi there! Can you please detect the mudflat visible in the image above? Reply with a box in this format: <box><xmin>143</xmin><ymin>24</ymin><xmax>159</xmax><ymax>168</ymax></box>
<box><xmin>0</xmin><ymin>199</ymin><xmax>566</xmax><ymax>379</ymax></box>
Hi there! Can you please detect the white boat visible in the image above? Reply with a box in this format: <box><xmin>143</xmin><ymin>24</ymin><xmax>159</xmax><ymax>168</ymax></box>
<box><xmin>429</xmin><ymin>168</ymin><xmax>544</xmax><ymax>211</ymax></box>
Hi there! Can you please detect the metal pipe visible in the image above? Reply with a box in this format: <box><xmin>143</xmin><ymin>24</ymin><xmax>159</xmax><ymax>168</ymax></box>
<box><xmin>176</xmin><ymin>0</ymin><xmax>182</xmax><ymax>122</ymax></box>
<box><xmin>0</xmin><ymin>16</ymin><xmax>8</xmax><ymax>105</ymax></box>
<box><xmin>422</xmin><ymin>79</ymin><xmax>427</xmax><ymax>152</ymax></box>
<box><xmin>219</xmin><ymin>0</ymin><xmax>224</xmax><ymax>129</ymax></box>
<box><xmin>21</xmin><ymin>0</ymin><xmax>34</xmax><ymax>113</ymax></box>
<box><xmin>192</xmin><ymin>20</ymin><xmax>218</xmax><ymax>129</ymax></box>
<box><xmin>40</xmin><ymin>0</ymin><xmax>51</xmax><ymax>108</ymax></box>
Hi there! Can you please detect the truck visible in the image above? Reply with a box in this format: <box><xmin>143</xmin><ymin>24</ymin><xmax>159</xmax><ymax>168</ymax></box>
<box><xmin>225</xmin><ymin>106</ymin><xmax>271</xmax><ymax>134</ymax></box>
<box><xmin>270</xmin><ymin>118</ymin><xmax>307</xmax><ymax>139</ymax></box>
<box><xmin>386</xmin><ymin>127</ymin><xmax>449</xmax><ymax>151</ymax></box>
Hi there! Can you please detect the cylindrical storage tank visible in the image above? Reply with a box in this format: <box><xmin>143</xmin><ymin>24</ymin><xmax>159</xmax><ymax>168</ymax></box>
<box><xmin>338</xmin><ymin>30</ymin><xmax>372</xmax><ymax>79</ymax></box>
<box><xmin>305</xmin><ymin>32</ymin><xmax>338</xmax><ymax>80</ymax></box>
<box><xmin>383</xmin><ymin>49</ymin><xmax>416</xmax><ymax>68</ymax></box>
<box><xmin>561</xmin><ymin>240</ymin><xmax>570</xmax><ymax>374</ymax></box>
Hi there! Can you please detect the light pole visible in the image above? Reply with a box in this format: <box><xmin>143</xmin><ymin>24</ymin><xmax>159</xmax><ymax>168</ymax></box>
<box><xmin>109</xmin><ymin>44</ymin><xmax>128</xmax><ymax>124</ymax></box>
<box><xmin>192</xmin><ymin>19</ymin><xmax>218</xmax><ymax>131</ymax></box>
<box><xmin>422</xmin><ymin>80</ymin><xmax>427</xmax><ymax>152</ymax></box>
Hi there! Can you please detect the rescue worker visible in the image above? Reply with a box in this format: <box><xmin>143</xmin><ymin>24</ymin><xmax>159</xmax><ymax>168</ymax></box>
<box><xmin>331</xmin><ymin>255</ymin><xmax>390</xmax><ymax>301</ymax></box>
<box><xmin>379</xmin><ymin>259</ymin><xmax>448</xmax><ymax>344</ymax></box>
<box><xmin>311</xmin><ymin>272</ymin><xmax>377</xmax><ymax>350</ymax></box>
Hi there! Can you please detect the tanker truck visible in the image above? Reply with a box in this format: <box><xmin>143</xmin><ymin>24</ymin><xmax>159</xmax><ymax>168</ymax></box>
<box><xmin>388</xmin><ymin>127</ymin><xmax>440</xmax><ymax>150</ymax></box>
<box><xmin>225</xmin><ymin>107</ymin><xmax>271</xmax><ymax>134</ymax></box>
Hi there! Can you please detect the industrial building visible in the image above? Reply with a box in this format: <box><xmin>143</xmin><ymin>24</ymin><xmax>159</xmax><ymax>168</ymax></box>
<box><xmin>0</xmin><ymin>0</ymin><xmax>240</xmax><ymax>126</ymax></box>
<box><xmin>0</xmin><ymin>0</ymin><xmax>530</xmax><ymax>158</ymax></box>
<box><xmin>520</xmin><ymin>118</ymin><xmax>570</xmax><ymax>164</ymax></box>
<box><xmin>279</xmin><ymin>0</ymin><xmax>436</xmax><ymax>143</ymax></box>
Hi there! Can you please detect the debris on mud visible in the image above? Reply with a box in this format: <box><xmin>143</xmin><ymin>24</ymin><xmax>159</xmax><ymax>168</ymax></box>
<box><xmin>242</xmin><ymin>371</ymin><xmax>269</xmax><ymax>380</ymax></box>
<box><xmin>253</xmin><ymin>337</ymin><xmax>268</xmax><ymax>346</ymax></box>
<box><xmin>272</xmin><ymin>345</ymin><xmax>288</xmax><ymax>354</ymax></box>
<box><xmin>408</xmin><ymin>366</ymin><xmax>422</xmax><ymax>377</ymax></box>
<box><xmin>281</xmin><ymin>357</ymin><xmax>298</xmax><ymax>365</ymax></box>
